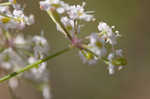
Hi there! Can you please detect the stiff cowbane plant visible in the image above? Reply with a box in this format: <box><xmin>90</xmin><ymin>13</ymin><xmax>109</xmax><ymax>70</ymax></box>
<box><xmin>0</xmin><ymin>0</ymin><xmax>127</xmax><ymax>99</ymax></box>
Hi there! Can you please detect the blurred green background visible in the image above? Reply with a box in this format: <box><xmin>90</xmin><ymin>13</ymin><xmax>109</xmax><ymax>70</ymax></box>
<box><xmin>1</xmin><ymin>0</ymin><xmax>150</xmax><ymax>99</ymax></box>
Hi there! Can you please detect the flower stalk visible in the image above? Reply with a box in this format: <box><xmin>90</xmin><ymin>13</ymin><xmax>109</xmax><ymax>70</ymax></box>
<box><xmin>47</xmin><ymin>10</ymin><xmax>72</xmax><ymax>41</ymax></box>
<box><xmin>0</xmin><ymin>46</ymin><xmax>72</xmax><ymax>83</ymax></box>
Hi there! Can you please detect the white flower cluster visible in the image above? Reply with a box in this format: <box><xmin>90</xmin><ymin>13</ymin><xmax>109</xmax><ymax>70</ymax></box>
<box><xmin>79</xmin><ymin>22</ymin><xmax>127</xmax><ymax>75</ymax></box>
<box><xmin>40</xmin><ymin>0</ymin><xmax>94</xmax><ymax>36</ymax></box>
<box><xmin>107</xmin><ymin>49</ymin><xmax>126</xmax><ymax>75</ymax></box>
<box><xmin>0</xmin><ymin>33</ymin><xmax>51</xmax><ymax>98</ymax></box>
<box><xmin>8</xmin><ymin>34</ymin><xmax>51</xmax><ymax>99</ymax></box>
<box><xmin>0</xmin><ymin>1</ymin><xmax>51</xmax><ymax>99</ymax></box>
<box><xmin>0</xmin><ymin>0</ymin><xmax>34</xmax><ymax>30</ymax></box>
<box><xmin>0</xmin><ymin>0</ymin><xmax>127</xmax><ymax>98</ymax></box>
<box><xmin>40</xmin><ymin>0</ymin><xmax>68</xmax><ymax>14</ymax></box>
<box><xmin>40</xmin><ymin>0</ymin><xmax>94</xmax><ymax>20</ymax></box>
<box><xmin>98</xmin><ymin>22</ymin><xmax>120</xmax><ymax>46</ymax></box>
<box><xmin>40</xmin><ymin>0</ymin><xmax>127</xmax><ymax>75</ymax></box>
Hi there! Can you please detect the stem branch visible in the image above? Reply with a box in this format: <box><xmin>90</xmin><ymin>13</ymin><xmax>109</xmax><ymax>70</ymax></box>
<box><xmin>47</xmin><ymin>10</ymin><xmax>72</xmax><ymax>41</ymax></box>
<box><xmin>0</xmin><ymin>47</ymin><xmax>72</xmax><ymax>83</ymax></box>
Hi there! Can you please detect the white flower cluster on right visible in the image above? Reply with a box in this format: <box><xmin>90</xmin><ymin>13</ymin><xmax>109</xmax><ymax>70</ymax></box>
<box><xmin>79</xmin><ymin>22</ymin><xmax>127</xmax><ymax>75</ymax></box>
<box><xmin>40</xmin><ymin>0</ymin><xmax>127</xmax><ymax>75</ymax></box>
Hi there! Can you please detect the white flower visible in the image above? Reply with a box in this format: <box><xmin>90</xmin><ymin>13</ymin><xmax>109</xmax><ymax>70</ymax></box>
<box><xmin>40</xmin><ymin>0</ymin><xmax>51</xmax><ymax>10</ymax></box>
<box><xmin>32</xmin><ymin>35</ymin><xmax>49</xmax><ymax>54</ymax></box>
<box><xmin>0</xmin><ymin>48</ymin><xmax>26</xmax><ymax>72</ymax></box>
<box><xmin>89</xmin><ymin>33</ymin><xmax>106</xmax><ymax>58</ymax></box>
<box><xmin>9</xmin><ymin>0</ymin><xmax>21</xmax><ymax>9</ymax></box>
<box><xmin>33</xmin><ymin>35</ymin><xmax>48</xmax><ymax>46</ymax></box>
<box><xmin>107</xmin><ymin>49</ymin><xmax>127</xmax><ymax>75</ymax></box>
<box><xmin>14</xmin><ymin>35</ymin><xmax>26</xmax><ymax>45</ymax></box>
<box><xmin>0</xmin><ymin>8</ymin><xmax>34</xmax><ymax>30</ymax></box>
<box><xmin>13</xmin><ymin>9</ymin><xmax>23</xmax><ymax>17</ymax></box>
<box><xmin>61</xmin><ymin>16</ymin><xmax>74</xmax><ymax>32</ymax></box>
<box><xmin>116</xmin><ymin>49</ymin><xmax>123</xmax><ymax>56</ymax></box>
<box><xmin>59</xmin><ymin>1</ymin><xmax>70</xmax><ymax>11</ymax></box>
<box><xmin>27</xmin><ymin>46</ymin><xmax>49</xmax><ymax>81</ymax></box>
<box><xmin>40</xmin><ymin>0</ymin><xmax>66</xmax><ymax>14</ymax></box>
<box><xmin>79</xmin><ymin>50</ymin><xmax>98</xmax><ymax>64</ymax></box>
<box><xmin>13</xmin><ymin>9</ymin><xmax>34</xmax><ymax>26</ymax></box>
<box><xmin>42</xmin><ymin>85</ymin><xmax>51</xmax><ymax>99</ymax></box>
<box><xmin>24</xmin><ymin>15</ymin><xmax>35</xmax><ymax>25</ymax></box>
<box><xmin>28</xmin><ymin>56</ymin><xmax>47</xmax><ymax>80</ymax></box>
<box><xmin>0</xmin><ymin>6</ymin><xmax>9</xmax><ymax>13</ymax></box>
<box><xmin>98</xmin><ymin>22</ymin><xmax>111</xmax><ymax>32</ymax></box>
<box><xmin>79</xmin><ymin>33</ymin><xmax>106</xmax><ymax>64</ymax></box>
<box><xmin>28</xmin><ymin>57</ymin><xmax>37</xmax><ymax>64</ymax></box>
<box><xmin>8</xmin><ymin>77</ymin><xmax>19</xmax><ymax>90</ymax></box>
<box><xmin>56</xmin><ymin>7</ymin><xmax>65</xmax><ymax>14</ymax></box>
<box><xmin>67</xmin><ymin>2</ymin><xmax>94</xmax><ymax>21</ymax></box>
<box><xmin>98</xmin><ymin>22</ymin><xmax>118</xmax><ymax>45</ymax></box>
<box><xmin>61</xmin><ymin>16</ymin><xmax>74</xmax><ymax>27</ymax></box>
<box><xmin>1</xmin><ymin>62</ymin><xmax>11</xmax><ymax>70</ymax></box>
<box><xmin>108</xmin><ymin>64</ymin><xmax>115</xmax><ymax>75</ymax></box>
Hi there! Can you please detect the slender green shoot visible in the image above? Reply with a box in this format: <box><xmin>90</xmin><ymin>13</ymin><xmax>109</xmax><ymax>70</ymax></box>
<box><xmin>0</xmin><ymin>47</ymin><xmax>72</xmax><ymax>83</ymax></box>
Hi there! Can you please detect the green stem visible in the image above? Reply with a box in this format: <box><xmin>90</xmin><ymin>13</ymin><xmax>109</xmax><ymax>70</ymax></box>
<box><xmin>47</xmin><ymin>10</ymin><xmax>72</xmax><ymax>41</ymax></box>
<box><xmin>0</xmin><ymin>2</ymin><xmax>11</xmax><ymax>6</ymax></box>
<box><xmin>82</xmin><ymin>45</ymin><xmax>99</xmax><ymax>57</ymax></box>
<box><xmin>0</xmin><ymin>47</ymin><xmax>72</xmax><ymax>83</ymax></box>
